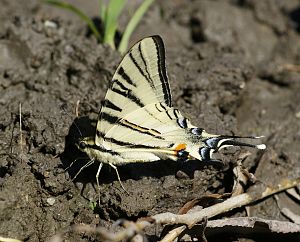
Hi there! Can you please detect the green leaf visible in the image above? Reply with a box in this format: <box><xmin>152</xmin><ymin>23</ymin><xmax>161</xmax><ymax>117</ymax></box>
<box><xmin>45</xmin><ymin>0</ymin><xmax>154</xmax><ymax>53</ymax></box>
<box><xmin>98</xmin><ymin>0</ymin><xmax>106</xmax><ymax>20</ymax></box>
<box><xmin>46</xmin><ymin>0</ymin><xmax>101</xmax><ymax>41</ymax></box>
<box><xmin>118</xmin><ymin>0</ymin><xmax>154</xmax><ymax>54</ymax></box>
<box><xmin>89</xmin><ymin>201</ymin><xmax>97</xmax><ymax>211</ymax></box>
<box><xmin>103</xmin><ymin>0</ymin><xmax>127</xmax><ymax>49</ymax></box>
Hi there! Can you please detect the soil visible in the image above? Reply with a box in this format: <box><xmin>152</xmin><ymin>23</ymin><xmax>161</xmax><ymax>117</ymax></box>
<box><xmin>0</xmin><ymin>0</ymin><xmax>300</xmax><ymax>241</ymax></box>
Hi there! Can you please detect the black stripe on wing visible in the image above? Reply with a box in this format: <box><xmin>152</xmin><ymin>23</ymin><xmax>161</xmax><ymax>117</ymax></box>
<box><xmin>117</xmin><ymin>67</ymin><xmax>136</xmax><ymax>87</ymax></box>
<box><xmin>111</xmin><ymin>79</ymin><xmax>144</xmax><ymax>107</ymax></box>
<box><xmin>120</xmin><ymin>119</ymin><xmax>163</xmax><ymax>139</ymax></box>
<box><xmin>100</xmin><ymin>112</ymin><xmax>119</xmax><ymax>124</ymax></box>
<box><xmin>129</xmin><ymin>47</ymin><xmax>154</xmax><ymax>90</ymax></box>
<box><xmin>138</xmin><ymin>42</ymin><xmax>152</xmax><ymax>87</ymax></box>
<box><xmin>96</xmin><ymin>130</ymin><xmax>166</xmax><ymax>149</ymax></box>
<box><xmin>158</xmin><ymin>102</ymin><xmax>173</xmax><ymax>120</ymax></box>
<box><xmin>152</xmin><ymin>36</ymin><xmax>172</xmax><ymax>107</ymax></box>
<box><xmin>104</xmin><ymin>99</ymin><xmax>122</xmax><ymax>112</ymax></box>
<box><xmin>109</xmin><ymin>136</ymin><xmax>165</xmax><ymax>149</ymax></box>
<box><xmin>99</xmin><ymin>112</ymin><xmax>164</xmax><ymax>139</ymax></box>
<box><xmin>110</xmin><ymin>79</ymin><xmax>129</xmax><ymax>93</ymax></box>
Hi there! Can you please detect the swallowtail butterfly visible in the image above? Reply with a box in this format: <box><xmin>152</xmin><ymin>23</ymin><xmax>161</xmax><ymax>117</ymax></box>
<box><xmin>77</xmin><ymin>36</ymin><xmax>265</xmax><ymax>190</ymax></box>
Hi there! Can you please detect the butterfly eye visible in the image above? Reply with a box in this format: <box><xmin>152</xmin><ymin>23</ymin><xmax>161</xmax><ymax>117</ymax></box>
<box><xmin>79</xmin><ymin>141</ymin><xmax>87</xmax><ymax>150</ymax></box>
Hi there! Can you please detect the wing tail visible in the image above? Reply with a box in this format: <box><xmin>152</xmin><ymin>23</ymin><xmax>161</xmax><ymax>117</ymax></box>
<box><xmin>196</xmin><ymin>133</ymin><xmax>266</xmax><ymax>162</ymax></box>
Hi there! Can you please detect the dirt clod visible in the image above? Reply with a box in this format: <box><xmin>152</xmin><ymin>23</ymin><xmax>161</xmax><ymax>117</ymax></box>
<box><xmin>0</xmin><ymin>1</ymin><xmax>299</xmax><ymax>241</ymax></box>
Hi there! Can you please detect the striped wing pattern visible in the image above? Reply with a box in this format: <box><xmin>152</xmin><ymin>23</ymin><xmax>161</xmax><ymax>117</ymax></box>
<box><xmin>78</xmin><ymin>35</ymin><xmax>265</xmax><ymax>168</ymax></box>
<box><xmin>96</xmin><ymin>36</ymin><xmax>171</xmax><ymax>145</ymax></box>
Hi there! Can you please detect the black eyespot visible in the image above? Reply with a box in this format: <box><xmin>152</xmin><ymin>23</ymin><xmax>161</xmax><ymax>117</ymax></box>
<box><xmin>199</xmin><ymin>147</ymin><xmax>210</xmax><ymax>161</ymax></box>
<box><xmin>204</xmin><ymin>137</ymin><xmax>219</xmax><ymax>149</ymax></box>
<box><xmin>177</xmin><ymin>150</ymin><xmax>189</xmax><ymax>161</ymax></box>
<box><xmin>79</xmin><ymin>141</ymin><xmax>87</xmax><ymax>149</ymax></box>
<box><xmin>191</xmin><ymin>128</ymin><xmax>203</xmax><ymax>136</ymax></box>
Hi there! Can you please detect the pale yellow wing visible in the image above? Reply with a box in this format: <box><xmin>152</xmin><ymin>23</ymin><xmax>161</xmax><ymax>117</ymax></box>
<box><xmin>96</xmin><ymin>36</ymin><xmax>171</xmax><ymax>145</ymax></box>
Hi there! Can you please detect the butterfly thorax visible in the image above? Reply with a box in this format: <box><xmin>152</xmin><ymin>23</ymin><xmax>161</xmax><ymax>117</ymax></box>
<box><xmin>77</xmin><ymin>136</ymin><xmax>123</xmax><ymax>165</ymax></box>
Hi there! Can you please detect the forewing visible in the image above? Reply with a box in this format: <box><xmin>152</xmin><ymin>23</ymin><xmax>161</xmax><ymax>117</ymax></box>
<box><xmin>96</xmin><ymin>36</ymin><xmax>171</xmax><ymax>145</ymax></box>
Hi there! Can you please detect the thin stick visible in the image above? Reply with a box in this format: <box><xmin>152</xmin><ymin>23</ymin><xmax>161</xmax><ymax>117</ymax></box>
<box><xmin>75</xmin><ymin>100</ymin><xmax>80</xmax><ymax>117</ymax></box>
<box><xmin>279</xmin><ymin>64</ymin><xmax>300</xmax><ymax>72</ymax></box>
<box><xmin>19</xmin><ymin>103</ymin><xmax>23</xmax><ymax>159</ymax></box>
<box><xmin>0</xmin><ymin>236</ymin><xmax>23</xmax><ymax>242</ymax></box>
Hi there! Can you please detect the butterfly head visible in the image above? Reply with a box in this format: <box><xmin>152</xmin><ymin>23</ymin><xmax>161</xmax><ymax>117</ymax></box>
<box><xmin>76</xmin><ymin>137</ymin><xmax>95</xmax><ymax>153</ymax></box>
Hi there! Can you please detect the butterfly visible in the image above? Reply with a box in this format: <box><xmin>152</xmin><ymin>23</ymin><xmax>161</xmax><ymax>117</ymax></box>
<box><xmin>76</xmin><ymin>35</ymin><xmax>265</xmax><ymax>191</ymax></box>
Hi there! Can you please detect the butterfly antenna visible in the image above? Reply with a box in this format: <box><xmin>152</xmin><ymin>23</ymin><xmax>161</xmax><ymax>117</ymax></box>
<box><xmin>64</xmin><ymin>157</ymin><xmax>88</xmax><ymax>172</ymax></box>
<box><xmin>72</xmin><ymin>120</ymin><xmax>83</xmax><ymax>138</ymax></box>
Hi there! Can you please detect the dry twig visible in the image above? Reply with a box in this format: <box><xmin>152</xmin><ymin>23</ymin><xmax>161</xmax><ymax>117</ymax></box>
<box><xmin>65</xmin><ymin>178</ymin><xmax>299</xmax><ymax>242</ymax></box>
<box><xmin>0</xmin><ymin>236</ymin><xmax>23</xmax><ymax>242</ymax></box>
<box><xmin>152</xmin><ymin>178</ymin><xmax>299</xmax><ymax>228</ymax></box>
<box><xmin>19</xmin><ymin>103</ymin><xmax>23</xmax><ymax>159</ymax></box>
<box><xmin>75</xmin><ymin>100</ymin><xmax>80</xmax><ymax>117</ymax></box>
<box><xmin>279</xmin><ymin>64</ymin><xmax>300</xmax><ymax>72</ymax></box>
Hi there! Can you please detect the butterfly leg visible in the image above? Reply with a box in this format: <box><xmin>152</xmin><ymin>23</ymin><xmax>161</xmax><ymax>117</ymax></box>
<box><xmin>96</xmin><ymin>162</ymin><xmax>103</xmax><ymax>203</ymax></box>
<box><xmin>96</xmin><ymin>162</ymin><xmax>103</xmax><ymax>189</ymax></box>
<box><xmin>108</xmin><ymin>163</ymin><xmax>128</xmax><ymax>194</ymax></box>
<box><xmin>71</xmin><ymin>158</ymin><xmax>95</xmax><ymax>181</ymax></box>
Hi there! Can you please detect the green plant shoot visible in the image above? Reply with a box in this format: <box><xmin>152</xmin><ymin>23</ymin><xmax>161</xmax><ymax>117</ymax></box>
<box><xmin>45</xmin><ymin>0</ymin><xmax>155</xmax><ymax>53</ymax></box>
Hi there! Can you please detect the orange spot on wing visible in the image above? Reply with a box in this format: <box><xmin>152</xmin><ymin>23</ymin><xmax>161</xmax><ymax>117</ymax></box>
<box><xmin>174</xmin><ymin>143</ymin><xmax>187</xmax><ymax>151</ymax></box>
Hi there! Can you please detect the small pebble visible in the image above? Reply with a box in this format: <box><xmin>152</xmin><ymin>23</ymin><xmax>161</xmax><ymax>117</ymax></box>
<box><xmin>47</xmin><ymin>197</ymin><xmax>56</xmax><ymax>206</ymax></box>
<box><xmin>44</xmin><ymin>20</ymin><xmax>57</xmax><ymax>29</ymax></box>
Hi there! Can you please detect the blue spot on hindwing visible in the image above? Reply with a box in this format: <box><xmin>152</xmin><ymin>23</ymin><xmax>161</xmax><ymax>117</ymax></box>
<box><xmin>191</xmin><ymin>128</ymin><xmax>203</xmax><ymax>136</ymax></box>
<box><xmin>177</xmin><ymin>117</ymin><xmax>187</xmax><ymax>129</ymax></box>
<box><xmin>205</xmin><ymin>137</ymin><xmax>220</xmax><ymax>149</ymax></box>
<box><xmin>199</xmin><ymin>147</ymin><xmax>211</xmax><ymax>161</ymax></box>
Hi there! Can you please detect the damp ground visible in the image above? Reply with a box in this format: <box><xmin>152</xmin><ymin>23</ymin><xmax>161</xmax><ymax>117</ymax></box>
<box><xmin>0</xmin><ymin>1</ymin><xmax>299</xmax><ymax>241</ymax></box>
